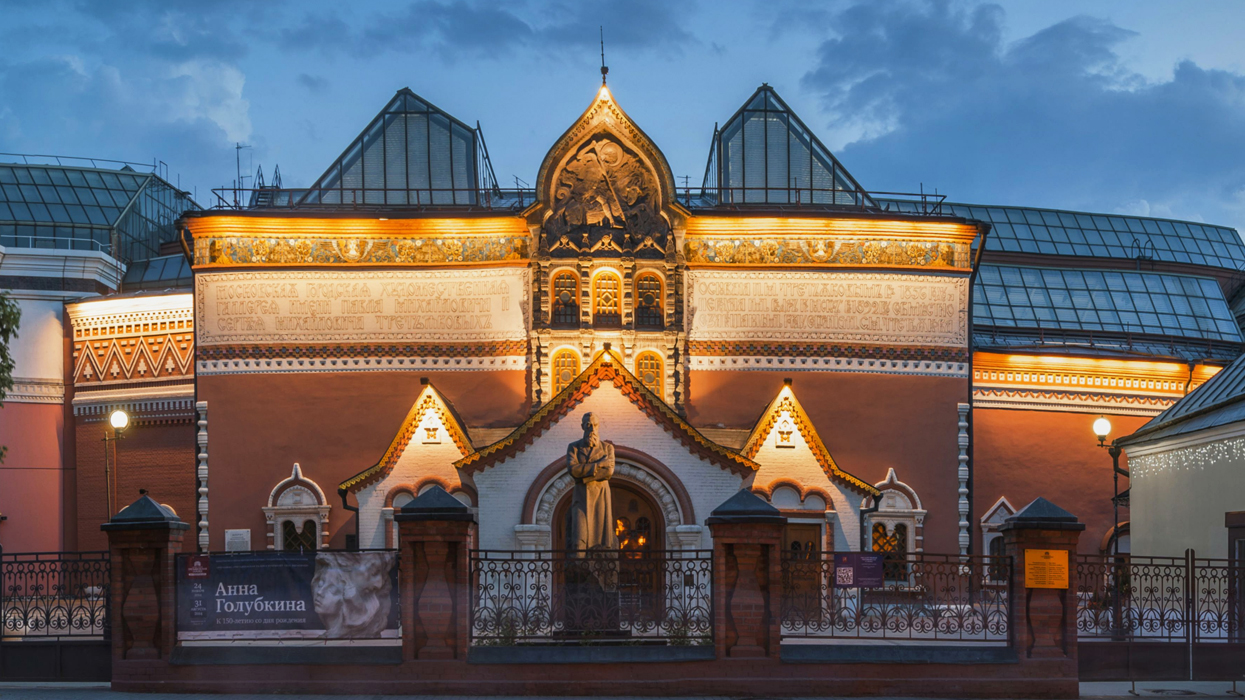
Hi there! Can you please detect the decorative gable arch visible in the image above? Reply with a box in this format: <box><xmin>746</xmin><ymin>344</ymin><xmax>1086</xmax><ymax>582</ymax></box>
<box><xmin>263</xmin><ymin>463</ymin><xmax>331</xmax><ymax>550</ymax></box>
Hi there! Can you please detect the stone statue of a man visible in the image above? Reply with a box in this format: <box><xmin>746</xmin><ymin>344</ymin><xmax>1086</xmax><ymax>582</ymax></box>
<box><xmin>565</xmin><ymin>412</ymin><xmax>619</xmax><ymax>552</ymax></box>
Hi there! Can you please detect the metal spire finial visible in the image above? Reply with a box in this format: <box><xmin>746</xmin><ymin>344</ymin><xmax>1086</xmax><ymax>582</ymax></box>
<box><xmin>600</xmin><ymin>26</ymin><xmax>608</xmax><ymax>85</ymax></box>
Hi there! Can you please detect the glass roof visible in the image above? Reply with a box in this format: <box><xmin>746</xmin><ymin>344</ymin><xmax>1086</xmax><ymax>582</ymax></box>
<box><xmin>0</xmin><ymin>164</ymin><xmax>146</xmax><ymax>227</ymax></box>
<box><xmin>974</xmin><ymin>264</ymin><xmax>1241</xmax><ymax>343</ymax></box>
<box><xmin>300</xmin><ymin>89</ymin><xmax>481</xmax><ymax>207</ymax></box>
<box><xmin>709</xmin><ymin>86</ymin><xmax>872</xmax><ymax>207</ymax></box>
<box><xmin>879</xmin><ymin>198</ymin><xmax>1245</xmax><ymax>270</ymax></box>
<box><xmin>122</xmin><ymin>253</ymin><xmax>192</xmax><ymax>291</ymax></box>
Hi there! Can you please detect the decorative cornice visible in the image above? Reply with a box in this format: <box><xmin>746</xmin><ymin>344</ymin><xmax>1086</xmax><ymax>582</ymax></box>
<box><xmin>340</xmin><ymin>383</ymin><xmax>474</xmax><ymax>493</ymax></box>
<box><xmin>689</xmin><ymin>355</ymin><xmax>968</xmax><ymax>378</ymax></box>
<box><xmin>72</xmin><ymin>381</ymin><xmax>194</xmax><ymax>407</ymax></box>
<box><xmin>971</xmin><ymin>387</ymin><xmax>1174</xmax><ymax>416</ymax></box>
<box><xmin>456</xmin><ymin>351</ymin><xmax>757</xmax><ymax>476</ymax></box>
<box><xmin>5</xmin><ymin>378</ymin><xmax>65</xmax><ymax>404</ymax></box>
<box><xmin>75</xmin><ymin>397</ymin><xmax>195</xmax><ymax>421</ymax></box>
<box><xmin>67</xmin><ymin>293</ymin><xmax>194</xmax><ymax>332</ymax></box>
<box><xmin>197</xmin><ymin>354</ymin><xmax>526</xmax><ymax>376</ymax></box>
<box><xmin>0</xmin><ymin>246</ymin><xmax>124</xmax><ymax>289</ymax></box>
<box><xmin>741</xmin><ymin>385</ymin><xmax>878</xmax><ymax>497</ymax></box>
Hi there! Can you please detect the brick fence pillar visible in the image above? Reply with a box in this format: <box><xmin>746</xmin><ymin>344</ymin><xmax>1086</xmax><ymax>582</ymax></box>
<box><xmin>1001</xmin><ymin>496</ymin><xmax>1084</xmax><ymax>691</ymax></box>
<box><xmin>395</xmin><ymin>485</ymin><xmax>477</xmax><ymax>662</ymax></box>
<box><xmin>101</xmin><ymin>493</ymin><xmax>189</xmax><ymax>671</ymax></box>
<box><xmin>707</xmin><ymin>489</ymin><xmax>786</xmax><ymax>659</ymax></box>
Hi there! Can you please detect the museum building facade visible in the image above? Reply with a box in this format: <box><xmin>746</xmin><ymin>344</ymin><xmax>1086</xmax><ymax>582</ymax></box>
<box><xmin>15</xmin><ymin>81</ymin><xmax>1245</xmax><ymax>561</ymax></box>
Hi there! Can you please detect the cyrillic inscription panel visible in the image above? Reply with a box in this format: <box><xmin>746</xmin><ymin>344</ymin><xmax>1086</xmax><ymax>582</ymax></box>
<box><xmin>686</xmin><ymin>270</ymin><xmax>967</xmax><ymax>347</ymax></box>
<box><xmin>197</xmin><ymin>268</ymin><xmax>529</xmax><ymax>345</ymax></box>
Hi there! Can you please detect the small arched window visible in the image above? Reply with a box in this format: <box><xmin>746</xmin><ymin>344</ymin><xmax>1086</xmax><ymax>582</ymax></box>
<box><xmin>282</xmin><ymin>519</ymin><xmax>318</xmax><ymax>552</ymax></box>
<box><xmin>635</xmin><ymin>351</ymin><xmax>663</xmax><ymax>399</ymax></box>
<box><xmin>593</xmin><ymin>272</ymin><xmax>621</xmax><ymax>326</ymax></box>
<box><xmin>551</xmin><ymin>271</ymin><xmax>579</xmax><ymax>326</ymax></box>
<box><xmin>635</xmin><ymin>273</ymin><xmax>663</xmax><ymax>329</ymax></box>
<box><xmin>551</xmin><ymin>349</ymin><xmax>581</xmax><ymax>395</ymax></box>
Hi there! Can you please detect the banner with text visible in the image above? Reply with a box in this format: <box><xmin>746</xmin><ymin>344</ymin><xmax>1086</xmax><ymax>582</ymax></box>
<box><xmin>196</xmin><ymin>268</ymin><xmax>529</xmax><ymax>346</ymax></box>
<box><xmin>686</xmin><ymin>270</ymin><xmax>968</xmax><ymax>347</ymax></box>
<box><xmin>176</xmin><ymin>551</ymin><xmax>399</xmax><ymax>640</ymax></box>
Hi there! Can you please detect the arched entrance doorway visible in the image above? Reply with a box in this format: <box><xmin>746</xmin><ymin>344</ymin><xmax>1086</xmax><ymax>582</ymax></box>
<box><xmin>552</xmin><ymin>481</ymin><xmax>665</xmax><ymax>553</ymax></box>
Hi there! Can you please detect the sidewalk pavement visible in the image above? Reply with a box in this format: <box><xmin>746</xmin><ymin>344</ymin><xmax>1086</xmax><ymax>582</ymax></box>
<box><xmin>0</xmin><ymin>681</ymin><xmax>1241</xmax><ymax>700</ymax></box>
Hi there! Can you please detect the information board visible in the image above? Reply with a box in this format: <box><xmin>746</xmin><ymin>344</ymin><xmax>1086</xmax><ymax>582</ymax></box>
<box><xmin>1024</xmin><ymin>549</ymin><xmax>1069</xmax><ymax>589</ymax></box>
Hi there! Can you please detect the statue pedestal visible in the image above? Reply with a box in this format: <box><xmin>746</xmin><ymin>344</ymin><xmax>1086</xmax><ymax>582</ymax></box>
<box><xmin>559</xmin><ymin>554</ymin><xmax>624</xmax><ymax>637</ymax></box>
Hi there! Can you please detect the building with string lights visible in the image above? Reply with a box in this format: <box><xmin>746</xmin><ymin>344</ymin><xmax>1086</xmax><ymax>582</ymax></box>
<box><xmin>4</xmin><ymin>80</ymin><xmax>1244</xmax><ymax>564</ymax></box>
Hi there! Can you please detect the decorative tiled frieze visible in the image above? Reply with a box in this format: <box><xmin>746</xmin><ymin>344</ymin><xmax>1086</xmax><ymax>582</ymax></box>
<box><xmin>971</xmin><ymin>387</ymin><xmax>1175</xmax><ymax>416</ymax></box>
<box><xmin>197</xmin><ymin>354</ymin><xmax>526</xmax><ymax>376</ymax></box>
<box><xmin>690</xmin><ymin>355</ymin><xmax>969</xmax><ymax>377</ymax></box>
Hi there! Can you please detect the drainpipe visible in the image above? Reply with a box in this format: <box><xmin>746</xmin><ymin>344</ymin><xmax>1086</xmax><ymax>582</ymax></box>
<box><xmin>338</xmin><ymin>487</ymin><xmax>359</xmax><ymax>551</ymax></box>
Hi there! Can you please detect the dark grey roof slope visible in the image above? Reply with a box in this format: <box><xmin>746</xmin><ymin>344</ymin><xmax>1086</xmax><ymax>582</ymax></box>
<box><xmin>1121</xmin><ymin>352</ymin><xmax>1245</xmax><ymax>446</ymax></box>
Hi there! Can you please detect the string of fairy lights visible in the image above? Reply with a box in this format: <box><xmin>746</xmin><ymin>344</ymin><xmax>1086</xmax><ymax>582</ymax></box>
<box><xmin>1129</xmin><ymin>436</ymin><xmax>1245</xmax><ymax>479</ymax></box>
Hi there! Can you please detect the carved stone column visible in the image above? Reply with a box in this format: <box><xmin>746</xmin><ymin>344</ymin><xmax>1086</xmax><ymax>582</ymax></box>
<box><xmin>707</xmin><ymin>490</ymin><xmax>785</xmax><ymax>659</ymax></box>
<box><xmin>395</xmin><ymin>485</ymin><xmax>477</xmax><ymax>662</ymax></box>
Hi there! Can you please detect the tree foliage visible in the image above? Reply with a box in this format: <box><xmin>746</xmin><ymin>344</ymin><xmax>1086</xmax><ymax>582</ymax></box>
<box><xmin>0</xmin><ymin>291</ymin><xmax>21</xmax><ymax>463</ymax></box>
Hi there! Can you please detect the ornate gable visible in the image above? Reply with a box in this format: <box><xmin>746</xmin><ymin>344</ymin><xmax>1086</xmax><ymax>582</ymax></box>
<box><xmin>531</xmin><ymin>86</ymin><xmax>683</xmax><ymax>258</ymax></box>
<box><xmin>742</xmin><ymin>383</ymin><xmax>878</xmax><ymax>496</ymax></box>
<box><xmin>456</xmin><ymin>350</ymin><xmax>755</xmax><ymax>475</ymax></box>
<box><xmin>339</xmin><ymin>381</ymin><xmax>474</xmax><ymax>493</ymax></box>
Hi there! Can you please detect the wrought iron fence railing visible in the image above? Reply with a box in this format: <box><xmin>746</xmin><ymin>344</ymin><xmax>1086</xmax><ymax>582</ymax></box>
<box><xmin>1075</xmin><ymin>552</ymin><xmax>1244</xmax><ymax>642</ymax></box>
<box><xmin>779</xmin><ymin>552</ymin><xmax>1011</xmax><ymax>643</ymax></box>
<box><xmin>1</xmin><ymin>551</ymin><xmax>110</xmax><ymax>640</ymax></box>
<box><xmin>469</xmin><ymin>550</ymin><xmax>713</xmax><ymax>646</ymax></box>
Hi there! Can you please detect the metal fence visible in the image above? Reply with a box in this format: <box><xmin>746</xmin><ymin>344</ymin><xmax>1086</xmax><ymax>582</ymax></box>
<box><xmin>1076</xmin><ymin>552</ymin><xmax>1244</xmax><ymax>642</ymax></box>
<box><xmin>1</xmin><ymin>552</ymin><xmax>110</xmax><ymax>640</ymax></box>
<box><xmin>469</xmin><ymin>550</ymin><xmax>713</xmax><ymax>645</ymax></box>
<box><xmin>780</xmin><ymin>552</ymin><xmax>1012</xmax><ymax>643</ymax></box>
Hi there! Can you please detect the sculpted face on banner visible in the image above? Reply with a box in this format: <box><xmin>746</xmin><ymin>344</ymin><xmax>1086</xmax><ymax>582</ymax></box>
<box><xmin>311</xmin><ymin>552</ymin><xmax>395</xmax><ymax>639</ymax></box>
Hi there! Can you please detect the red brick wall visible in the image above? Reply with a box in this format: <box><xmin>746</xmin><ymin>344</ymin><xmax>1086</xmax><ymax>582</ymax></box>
<box><xmin>973</xmin><ymin>408</ymin><xmax>1146</xmax><ymax>554</ymax></box>
<box><xmin>0</xmin><ymin>402</ymin><xmax>65</xmax><ymax>553</ymax></box>
<box><xmin>75</xmin><ymin>419</ymin><xmax>196</xmax><ymax>551</ymax></box>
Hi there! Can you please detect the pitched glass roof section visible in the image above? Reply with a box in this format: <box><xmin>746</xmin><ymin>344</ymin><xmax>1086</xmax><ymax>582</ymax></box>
<box><xmin>299</xmin><ymin>89</ymin><xmax>483</xmax><ymax>207</ymax></box>
<box><xmin>0</xmin><ymin>161</ymin><xmax>198</xmax><ymax>262</ymax></box>
<box><xmin>122</xmin><ymin>253</ymin><xmax>192</xmax><ymax>291</ymax></box>
<box><xmin>878</xmin><ymin>199</ymin><xmax>1245</xmax><ymax>270</ymax></box>
<box><xmin>704</xmin><ymin>85</ymin><xmax>873</xmax><ymax>207</ymax></box>
<box><xmin>974</xmin><ymin>264</ymin><xmax>1241</xmax><ymax>343</ymax></box>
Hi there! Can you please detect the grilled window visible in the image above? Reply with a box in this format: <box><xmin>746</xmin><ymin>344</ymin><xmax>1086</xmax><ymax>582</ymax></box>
<box><xmin>635</xmin><ymin>352</ymin><xmax>663</xmax><ymax>399</ymax></box>
<box><xmin>635</xmin><ymin>273</ymin><xmax>663</xmax><ymax>329</ymax></box>
<box><xmin>551</xmin><ymin>271</ymin><xmax>579</xmax><ymax>326</ymax></box>
<box><xmin>593</xmin><ymin>272</ymin><xmax>621</xmax><ymax>326</ymax></box>
<box><xmin>551</xmin><ymin>349</ymin><xmax>580</xmax><ymax>395</ymax></box>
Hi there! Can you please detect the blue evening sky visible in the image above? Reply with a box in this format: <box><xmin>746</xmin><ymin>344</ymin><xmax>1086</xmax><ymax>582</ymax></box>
<box><xmin>2</xmin><ymin>0</ymin><xmax>1243</xmax><ymax>230</ymax></box>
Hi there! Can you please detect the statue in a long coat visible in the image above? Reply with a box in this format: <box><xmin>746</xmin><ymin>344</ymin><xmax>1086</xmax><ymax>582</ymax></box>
<box><xmin>565</xmin><ymin>413</ymin><xmax>619</xmax><ymax>554</ymax></box>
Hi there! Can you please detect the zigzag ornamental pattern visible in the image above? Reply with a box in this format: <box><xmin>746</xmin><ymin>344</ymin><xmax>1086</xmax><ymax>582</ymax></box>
<box><xmin>972</xmin><ymin>387</ymin><xmax>1176</xmax><ymax>417</ymax></box>
<box><xmin>74</xmin><ymin>332</ymin><xmax>194</xmax><ymax>386</ymax></box>
<box><xmin>687</xmin><ymin>341</ymin><xmax>968</xmax><ymax>363</ymax></box>
<box><xmin>685</xmin><ymin>237</ymin><xmax>969</xmax><ymax>269</ymax></box>
<box><xmin>194</xmin><ymin>235</ymin><xmax>529</xmax><ymax>267</ymax></box>
<box><xmin>197</xmin><ymin>341</ymin><xmax>527</xmax><ymax>362</ymax></box>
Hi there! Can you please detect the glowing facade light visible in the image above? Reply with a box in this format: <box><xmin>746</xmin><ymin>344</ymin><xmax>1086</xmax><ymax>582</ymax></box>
<box><xmin>110</xmin><ymin>409</ymin><xmax>130</xmax><ymax>431</ymax></box>
<box><xmin>1093</xmin><ymin>417</ymin><xmax>1112</xmax><ymax>441</ymax></box>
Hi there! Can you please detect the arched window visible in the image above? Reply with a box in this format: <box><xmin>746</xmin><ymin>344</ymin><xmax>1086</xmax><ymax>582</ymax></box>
<box><xmin>593</xmin><ymin>272</ymin><xmax>621</xmax><ymax>326</ymax></box>
<box><xmin>873</xmin><ymin>522</ymin><xmax>909</xmax><ymax>581</ymax></box>
<box><xmin>551</xmin><ymin>349</ymin><xmax>580</xmax><ymax>395</ymax></box>
<box><xmin>282</xmin><ymin>519</ymin><xmax>318</xmax><ymax>552</ymax></box>
<box><xmin>635</xmin><ymin>351</ymin><xmax>663</xmax><ymax>399</ymax></box>
<box><xmin>635</xmin><ymin>273</ymin><xmax>663</xmax><ymax>329</ymax></box>
<box><xmin>551</xmin><ymin>271</ymin><xmax>579</xmax><ymax>326</ymax></box>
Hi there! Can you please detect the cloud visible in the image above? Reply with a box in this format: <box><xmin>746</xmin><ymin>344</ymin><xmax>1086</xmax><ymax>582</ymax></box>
<box><xmin>275</xmin><ymin>0</ymin><xmax>695</xmax><ymax>60</ymax></box>
<box><xmin>799</xmin><ymin>1</ymin><xmax>1245</xmax><ymax>229</ymax></box>
<box><xmin>297</xmin><ymin>73</ymin><xmax>330</xmax><ymax>92</ymax></box>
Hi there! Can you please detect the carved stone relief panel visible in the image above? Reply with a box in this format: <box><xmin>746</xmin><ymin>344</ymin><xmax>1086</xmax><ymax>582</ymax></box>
<box><xmin>544</xmin><ymin>134</ymin><xmax>668</xmax><ymax>259</ymax></box>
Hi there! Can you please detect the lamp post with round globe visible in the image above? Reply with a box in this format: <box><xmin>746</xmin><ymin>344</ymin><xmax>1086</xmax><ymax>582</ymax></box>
<box><xmin>104</xmin><ymin>409</ymin><xmax>129</xmax><ymax>516</ymax></box>
<box><xmin>1093</xmin><ymin>416</ymin><xmax>1130</xmax><ymax>641</ymax></box>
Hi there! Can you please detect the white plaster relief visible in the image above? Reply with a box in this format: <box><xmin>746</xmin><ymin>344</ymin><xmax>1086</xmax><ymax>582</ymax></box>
<box><xmin>197</xmin><ymin>355</ymin><xmax>526</xmax><ymax>376</ymax></box>
<box><xmin>689</xmin><ymin>355</ymin><xmax>968</xmax><ymax>377</ymax></box>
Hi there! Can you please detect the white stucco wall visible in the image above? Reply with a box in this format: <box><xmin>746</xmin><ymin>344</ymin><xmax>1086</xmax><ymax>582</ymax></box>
<box><xmin>472</xmin><ymin>385</ymin><xmax>747</xmax><ymax>550</ymax></box>
<box><xmin>1129</xmin><ymin>432</ymin><xmax>1245</xmax><ymax>559</ymax></box>
<box><xmin>11</xmin><ymin>298</ymin><xmax>66</xmax><ymax>381</ymax></box>
<box><xmin>751</xmin><ymin>415</ymin><xmax>865</xmax><ymax>550</ymax></box>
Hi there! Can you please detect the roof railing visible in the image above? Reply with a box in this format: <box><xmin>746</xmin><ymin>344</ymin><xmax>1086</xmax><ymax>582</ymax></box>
<box><xmin>0</xmin><ymin>152</ymin><xmax>158</xmax><ymax>173</ymax></box>
<box><xmin>676</xmin><ymin>185</ymin><xmax>948</xmax><ymax>215</ymax></box>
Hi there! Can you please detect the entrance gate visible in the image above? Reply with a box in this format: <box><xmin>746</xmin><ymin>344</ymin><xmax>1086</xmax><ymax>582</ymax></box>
<box><xmin>0</xmin><ymin>551</ymin><xmax>111</xmax><ymax>681</ymax></box>
<box><xmin>1076</xmin><ymin>551</ymin><xmax>1245</xmax><ymax>681</ymax></box>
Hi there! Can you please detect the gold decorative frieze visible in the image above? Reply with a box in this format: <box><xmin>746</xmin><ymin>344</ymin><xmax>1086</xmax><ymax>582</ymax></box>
<box><xmin>684</xmin><ymin>236</ymin><xmax>967</xmax><ymax>268</ymax></box>
<box><xmin>185</xmin><ymin>215</ymin><xmax>530</xmax><ymax>267</ymax></box>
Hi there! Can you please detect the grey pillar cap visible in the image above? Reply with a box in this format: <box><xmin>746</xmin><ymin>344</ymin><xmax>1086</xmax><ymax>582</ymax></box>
<box><xmin>101</xmin><ymin>494</ymin><xmax>190</xmax><ymax>532</ymax></box>
<box><xmin>394</xmin><ymin>485</ymin><xmax>476</xmax><ymax>523</ymax></box>
<box><xmin>999</xmin><ymin>497</ymin><xmax>1085</xmax><ymax>532</ymax></box>
<box><xmin>707</xmin><ymin>489</ymin><xmax>786</xmax><ymax>525</ymax></box>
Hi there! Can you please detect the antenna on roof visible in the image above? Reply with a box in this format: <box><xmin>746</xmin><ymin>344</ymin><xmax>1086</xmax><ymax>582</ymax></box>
<box><xmin>600</xmin><ymin>26</ymin><xmax>608</xmax><ymax>85</ymax></box>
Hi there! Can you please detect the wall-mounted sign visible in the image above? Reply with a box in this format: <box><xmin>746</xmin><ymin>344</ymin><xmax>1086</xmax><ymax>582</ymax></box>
<box><xmin>1024</xmin><ymin>549</ymin><xmax>1069</xmax><ymax>589</ymax></box>
<box><xmin>196</xmin><ymin>268</ymin><xmax>529</xmax><ymax>346</ymax></box>
<box><xmin>833</xmin><ymin>552</ymin><xmax>886</xmax><ymax>588</ymax></box>
<box><xmin>686</xmin><ymin>270</ymin><xmax>968</xmax><ymax>347</ymax></box>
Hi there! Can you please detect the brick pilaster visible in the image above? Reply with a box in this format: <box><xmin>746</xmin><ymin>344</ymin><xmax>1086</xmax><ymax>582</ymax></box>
<box><xmin>707</xmin><ymin>489</ymin><xmax>786</xmax><ymax>659</ymax></box>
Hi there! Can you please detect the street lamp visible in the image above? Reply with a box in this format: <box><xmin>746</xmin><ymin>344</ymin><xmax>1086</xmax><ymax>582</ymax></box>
<box><xmin>1093</xmin><ymin>416</ymin><xmax>1130</xmax><ymax>641</ymax></box>
<box><xmin>104</xmin><ymin>409</ymin><xmax>129</xmax><ymax>517</ymax></box>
